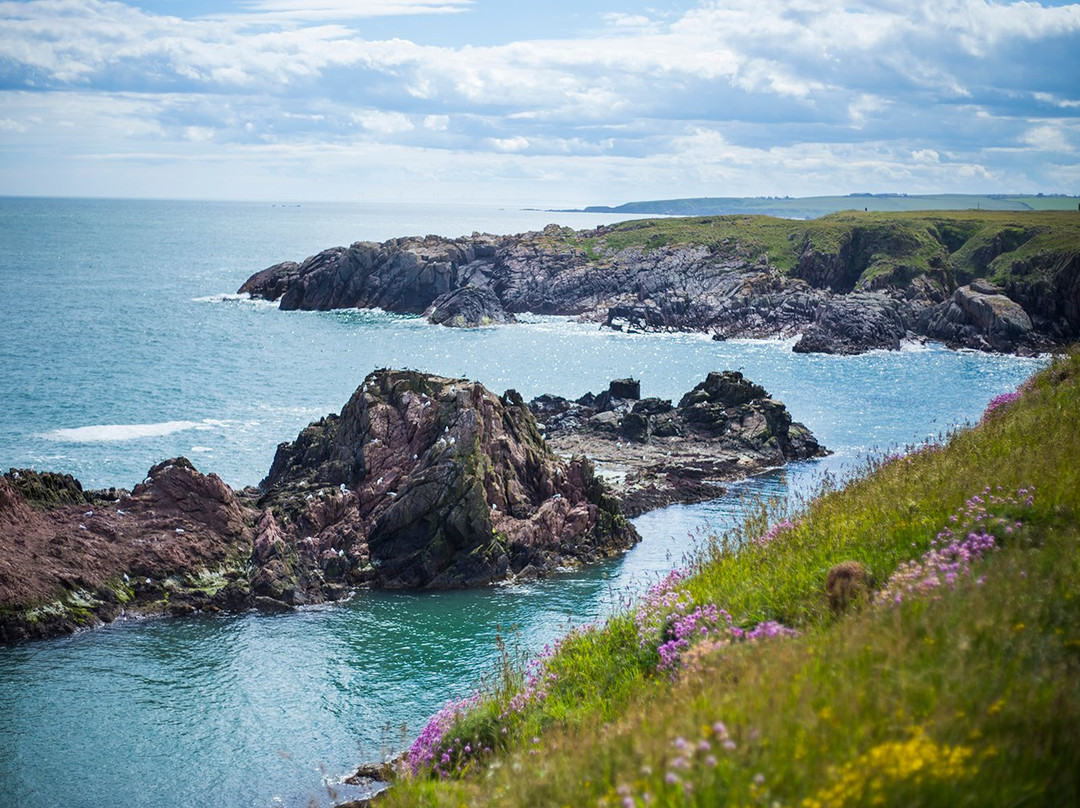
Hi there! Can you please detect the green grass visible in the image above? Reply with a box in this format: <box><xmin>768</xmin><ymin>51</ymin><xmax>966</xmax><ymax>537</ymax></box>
<box><xmin>557</xmin><ymin>210</ymin><xmax>1080</xmax><ymax>292</ymax></box>
<box><xmin>585</xmin><ymin>193</ymin><xmax>1080</xmax><ymax>218</ymax></box>
<box><xmin>379</xmin><ymin>350</ymin><xmax>1080</xmax><ymax>807</ymax></box>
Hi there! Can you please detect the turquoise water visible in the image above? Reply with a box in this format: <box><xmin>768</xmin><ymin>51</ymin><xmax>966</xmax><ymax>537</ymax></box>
<box><xmin>0</xmin><ymin>198</ymin><xmax>1042</xmax><ymax>807</ymax></box>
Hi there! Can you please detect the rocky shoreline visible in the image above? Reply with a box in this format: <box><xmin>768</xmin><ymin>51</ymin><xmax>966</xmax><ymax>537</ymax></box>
<box><xmin>528</xmin><ymin>373</ymin><xmax>824</xmax><ymax>517</ymax></box>
<box><xmin>237</xmin><ymin>213</ymin><xmax>1080</xmax><ymax>356</ymax></box>
<box><xmin>0</xmin><ymin>368</ymin><xmax>823</xmax><ymax>643</ymax></box>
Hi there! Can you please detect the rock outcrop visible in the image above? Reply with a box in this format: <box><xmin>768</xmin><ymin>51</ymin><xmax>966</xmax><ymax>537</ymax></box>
<box><xmin>0</xmin><ymin>459</ymin><xmax>255</xmax><ymax>642</ymax></box>
<box><xmin>922</xmin><ymin>282</ymin><xmax>1042</xmax><ymax>354</ymax></box>
<box><xmin>424</xmin><ymin>285</ymin><xmax>516</xmax><ymax>327</ymax></box>
<box><xmin>793</xmin><ymin>293</ymin><xmax>912</xmax><ymax>354</ymax></box>
<box><xmin>1</xmin><ymin>371</ymin><xmax>639</xmax><ymax>640</ymax></box>
<box><xmin>530</xmin><ymin>373</ymin><xmax>826</xmax><ymax>517</ymax></box>
<box><xmin>237</xmin><ymin>237</ymin><xmax>499</xmax><ymax>314</ymax></box>
<box><xmin>254</xmin><ymin>369</ymin><xmax>636</xmax><ymax>590</ymax></box>
<box><xmin>238</xmin><ymin>215</ymin><xmax>1080</xmax><ymax>356</ymax></box>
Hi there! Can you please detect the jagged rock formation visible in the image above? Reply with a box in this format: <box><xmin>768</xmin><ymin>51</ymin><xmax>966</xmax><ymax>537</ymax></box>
<box><xmin>529</xmin><ymin>373</ymin><xmax>826</xmax><ymax>517</ymax></box>
<box><xmin>254</xmin><ymin>369</ymin><xmax>636</xmax><ymax>591</ymax></box>
<box><xmin>239</xmin><ymin>214</ymin><xmax>1080</xmax><ymax>355</ymax></box>
<box><xmin>1</xmin><ymin>371</ymin><xmax>638</xmax><ymax>640</ymax></box>
<box><xmin>0</xmin><ymin>366</ymin><xmax>826</xmax><ymax>641</ymax></box>
<box><xmin>237</xmin><ymin>237</ymin><xmax>499</xmax><ymax>313</ymax></box>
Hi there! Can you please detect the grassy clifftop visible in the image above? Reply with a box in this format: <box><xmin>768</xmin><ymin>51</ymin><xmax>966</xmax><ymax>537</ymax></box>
<box><xmin>583</xmin><ymin>194</ymin><xmax>1080</xmax><ymax>220</ymax></box>
<box><xmin>379</xmin><ymin>350</ymin><xmax>1080</xmax><ymax>807</ymax></box>
<box><xmin>559</xmin><ymin>210</ymin><xmax>1080</xmax><ymax>292</ymax></box>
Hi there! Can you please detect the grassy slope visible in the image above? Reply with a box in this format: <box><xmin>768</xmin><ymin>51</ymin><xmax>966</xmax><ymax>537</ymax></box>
<box><xmin>382</xmin><ymin>351</ymin><xmax>1080</xmax><ymax>807</ymax></box>
<box><xmin>560</xmin><ymin>210</ymin><xmax>1080</xmax><ymax>287</ymax></box>
<box><xmin>585</xmin><ymin>194</ymin><xmax>1080</xmax><ymax>219</ymax></box>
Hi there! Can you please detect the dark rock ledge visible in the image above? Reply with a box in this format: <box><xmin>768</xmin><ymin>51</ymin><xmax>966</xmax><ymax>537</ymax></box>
<box><xmin>0</xmin><ymin>369</ymin><xmax>822</xmax><ymax>642</ymax></box>
<box><xmin>528</xmin><ymin>373</ymin><xmax>826</xmax><ymax>517</ymax></box>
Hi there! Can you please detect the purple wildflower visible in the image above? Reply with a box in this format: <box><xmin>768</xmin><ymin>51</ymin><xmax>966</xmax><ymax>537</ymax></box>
<box><xmin>982</xmin><ymin>391</ymin><xmax>1022</xmax><ymax>422</ymax></box>
<box><xmin>879</xmin><ymin>485</ymin><xmax>1032</xmax><ymax>606</ymax></box>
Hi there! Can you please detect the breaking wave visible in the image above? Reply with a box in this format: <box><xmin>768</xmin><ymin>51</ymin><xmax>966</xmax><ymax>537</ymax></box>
<box><xmin>41</xmin><ymin>419</ymin><xmax>227</xmax><ymax>443</ymax></box>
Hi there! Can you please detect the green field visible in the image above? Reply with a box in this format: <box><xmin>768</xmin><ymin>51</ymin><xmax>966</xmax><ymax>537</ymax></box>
<box><xmin>547</xmin><ymin>210</ymin><xmax>1080</xmax><ymax>291</ymax></box>
<box><xmin>582</xmin><ymin>194</ymin><xmax>1080</xmax><ymax>220</ymax></box>
<box><xmin>378</xmin><ymin>351</ymin><xmax>1080</xmax><ymax>807</ymax></box>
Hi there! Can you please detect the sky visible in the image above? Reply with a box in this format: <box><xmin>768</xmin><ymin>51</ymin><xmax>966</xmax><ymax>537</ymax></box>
<box><xmin>1</xmin><ymin>0</ymin><xmax>1079</xmax><ymax>206</ymax></box>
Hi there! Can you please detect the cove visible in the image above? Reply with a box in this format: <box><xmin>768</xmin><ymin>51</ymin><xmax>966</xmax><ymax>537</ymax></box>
<box><xmin>0</xmin><ymin>199</ymin><xmax>1043</xmax><ymax>807</ymax></box>
<box><xmin>0</xmin><ymin>342</ymin><xmax>1038</xmax><ymax>808</ymax></box>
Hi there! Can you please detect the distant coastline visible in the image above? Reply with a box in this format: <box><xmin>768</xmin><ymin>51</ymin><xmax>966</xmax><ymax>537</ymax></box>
<box><xmin>567</xmin><ymin>192</ymin><xmax>1080</xmax><ymax>220</ymax></box>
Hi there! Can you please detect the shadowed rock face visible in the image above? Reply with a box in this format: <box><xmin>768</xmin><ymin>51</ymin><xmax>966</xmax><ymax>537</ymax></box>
<box><xmin>257</xmin><ymin>370</ymin><xmax>636</xmax><ymax>590</ymax></box>
<box><xmin>424</xmin><ymin>285</ymin><xmax>516</xmax><ymax>328</ymax></box>
<box><xmin>793</xmin><ymin>293</ymin><xmax>911</xmax><ymax>355</ymax></box>
<box><xmin>237</xmin><ymin>237</ymin><xmax>500</xmax><ymax>314</ymax></box>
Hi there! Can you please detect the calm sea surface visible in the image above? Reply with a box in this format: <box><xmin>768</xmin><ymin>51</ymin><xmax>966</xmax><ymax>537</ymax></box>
<box><xmin>0</xmin><ymin>198</ymin><xmax>1041</xmax><ymax>807</ymax></box>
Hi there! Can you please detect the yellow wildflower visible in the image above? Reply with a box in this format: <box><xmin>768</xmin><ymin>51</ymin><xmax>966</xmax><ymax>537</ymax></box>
<box><xmin>801</xmin><ymin>728</ymin><xmax>976</xmax><ymax>808</ymax></box>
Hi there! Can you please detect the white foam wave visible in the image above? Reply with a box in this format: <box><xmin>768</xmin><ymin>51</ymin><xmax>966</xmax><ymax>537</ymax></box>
<box><xmin>899</xmin><ymin>338</ymin><xmax>935</xmax><ymax>353</ymax></box>
<box><xmin>192</xmin><ymin>293</ymin><xmax>279</xmax><ymax>309</ymax></box>
<box><xmin>41</xmin><ymin>419</ymin><xmax>228</xmax><ymax>443</ymax></box>
<box><xmin>725</xmin><ymin>334</ymin><xmax>801</xmax><ymax>349</ymax></box>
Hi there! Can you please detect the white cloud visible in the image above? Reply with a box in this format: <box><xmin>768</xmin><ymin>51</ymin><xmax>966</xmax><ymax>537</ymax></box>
<box><xmin>232</xmin><ymin>0</ymin><xmax>473</xmax><ymax>22</ymax></box>
<box><xmin>1021</xmin><ymin>123</ymin><xmax>1074</xmax><ymax>152</ymax></box>
<box><xmin>0</xmin><ymin>0</ymin><xmax>1077</xmax><ymax>202</ymax></box>
<box><xmin>352</xmin><ymin>110</ymin><xmax>415</xmax><ymax>134</ymax></box>
<box><xmin>184</xmin><ymin>125</ymin><xmax>216</xmax><ymax>141</ymax></box>
<box><xmin>848</xmin><ymin>94</ymin><xmax>889</xmax><ymax>129</ymax></box>
<box><xmin>1034</xmin><ymin>92</ymin><xmax>1080</xmax><ymax>110</ymax></box>
<box><xmin>490</xmin><ymin>136</ymin><xmax>529</xmax><ymax>152</ymax></box>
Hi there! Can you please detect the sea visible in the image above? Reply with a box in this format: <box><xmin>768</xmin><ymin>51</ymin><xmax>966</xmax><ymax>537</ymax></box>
<box><xmin>0</xmin><ymin>197</ymin><xmax>1043</xmax><ymax>808</ymax></box>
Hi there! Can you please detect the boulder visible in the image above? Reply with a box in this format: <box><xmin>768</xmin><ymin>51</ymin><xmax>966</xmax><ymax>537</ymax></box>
<box><xmin>678</xmin><ymin>371</ymin><xmax>768</xmax><ymax>409</ymax></box>
<box><xmin>922</xmin><ymin>284</ymin><xmax>1038</xmax><ymax>353</ymax></box>
<box><xmin>793</xmin><ymin>293</ymin><xmax>910</xmax><ymax>354</ymax></box>
<box><xmin>424</xmin><ymin>285</ymin><xmax>516</xmax><ymax>328</ymax></box>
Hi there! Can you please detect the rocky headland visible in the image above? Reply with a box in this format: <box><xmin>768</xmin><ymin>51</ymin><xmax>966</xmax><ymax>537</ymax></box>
<box><xmin>0</xmin><ymin>367</ymin><xmax>824</xmax><ymax>642</ymax></box>
<box><xmin>238</xmin><ymin>211</ymin><xmax>1080</xmax><ymax>356</ymax></box>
